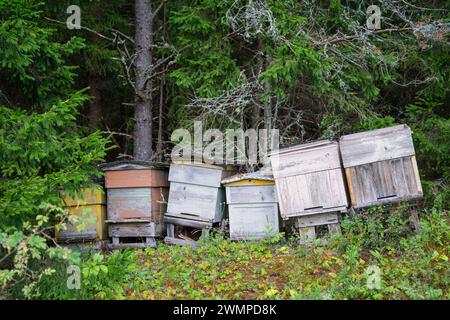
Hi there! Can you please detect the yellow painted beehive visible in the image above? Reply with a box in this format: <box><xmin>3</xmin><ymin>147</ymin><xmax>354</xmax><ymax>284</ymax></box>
<box><xmin>57</xmin><ymin>188</ymin><xmax>107</xmax><ymax>241</ymax></box>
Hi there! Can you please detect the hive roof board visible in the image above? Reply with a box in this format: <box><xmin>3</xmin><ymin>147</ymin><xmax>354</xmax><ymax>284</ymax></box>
<box><xmin>99</xmin><ymin>160</ymin><xmax>168</xmax><ymax>171</ymax></box>
<box><xmin>221</xmin><ymin>171</ymin><xmax>274</xmax><ymax>186</ymax></box>
<box><xmin>340</xmin><ymin>124</ymin><xmax>415</xmax><ymax>168</ymax></box>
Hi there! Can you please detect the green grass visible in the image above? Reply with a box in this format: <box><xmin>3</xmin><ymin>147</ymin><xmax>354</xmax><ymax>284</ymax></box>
<box><xmin>33</xmin><ymin>207</ymin><xmax>449</xmax><ymax>300</ymax></box>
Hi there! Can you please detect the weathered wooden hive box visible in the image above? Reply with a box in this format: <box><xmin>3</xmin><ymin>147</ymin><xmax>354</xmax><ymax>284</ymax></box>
<box><xmin>340</xmin><ymin>124</ymin><xmax>423</xmax><ymax>208</ymax></box>
<box><xmin>269</xmin><ymin>140</ymin><xmax>348</xmax><ymax>219</ymax></box>
<box><xmin>57</xmin><ymin>188</ymin><xmax>107</xmax><ymax>241</ymax></box>
<box><xmin>222</xmin><ymin>172</ymin><xmax>279</xmax><ymax>240</ymax></box>
<box><xmin>102</xmin><ymin>161</ymin><xmax>169</xmax><ymax>245</ymax></box>
<box><xmin>165</xmin><ymin>160</ymin><xmax>234</xmax><ymax>227</ymax></box>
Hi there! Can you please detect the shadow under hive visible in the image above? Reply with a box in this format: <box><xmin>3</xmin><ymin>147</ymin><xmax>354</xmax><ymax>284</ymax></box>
<box><xmin>340</xmin><ymin>124</ymin><xmax>423</xmax><ymax>209</ymax></box>
<box><xmin>270</xmin><ymin>140</ymin><xmax>348</xmax><ymax>242</ymax></box>
<box><xmin>102</xmin><ymin>161</ymin><xmax>169</xmax><ymax>249</ymax></box>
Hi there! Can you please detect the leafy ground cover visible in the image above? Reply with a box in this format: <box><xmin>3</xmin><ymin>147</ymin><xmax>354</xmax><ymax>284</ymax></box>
<box><xmin>33</xmin><ymin>206</ymin><xmax>449</xmax><ymax>300</ymax></box>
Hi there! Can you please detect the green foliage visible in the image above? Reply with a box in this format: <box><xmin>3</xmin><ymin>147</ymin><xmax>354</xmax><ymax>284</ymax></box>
<box><xmin>168</xmin><ymin>0</ymin><xmax>241</xmax><ymax>97</ymax></box>
<box><xmin>34</xmin><ymin>250</ymin><xmax>137</xmax><ymax>299</ymax></box>
<box><xmin>0</xmin><ymin>93</ymin><xmax>110</xmax><ymax>297</ymax></box>
<box><xmin>32</xmin><ymin>206</ymin><xmax>449</xmax><ymax>300</ymax></box>
<box><xmin>0</xmin><ymin>0</ymin><xmax>85</xmax><ymax>109</ymax></box>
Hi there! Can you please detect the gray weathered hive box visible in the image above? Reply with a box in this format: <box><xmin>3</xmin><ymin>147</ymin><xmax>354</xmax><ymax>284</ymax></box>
<box><xmin>165</xmin><ymin>160</ymin><xmax>234</xmax><ymax>225</ymax></box>
<box><xmin>222</xmin><ymin>172</ymin><xmax>279</xmax><ymax>240</ymax></box>
<box><xmin>269</xmin><ymin>140</ymin><xmax>348</xmax><ymax>219</ymax></box>
<box><xmin>101</xmin><ymin>161</ymin><xmax>169</xmax><ymax>246</ymax></box>
<box><xmin>340</xmin><ymin>124</ymin><xmax>423</xmax><ymax>208</ymax></box>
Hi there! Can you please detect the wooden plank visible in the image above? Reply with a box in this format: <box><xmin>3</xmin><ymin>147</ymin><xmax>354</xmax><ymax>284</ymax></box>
<box><xmin>328</xmin><ymin>223</ymin><xmax>341</xmax><ymax>235</ymax></box>
<box><xmin>225</xmin><ymin>185</ymin><xmax>276</xmax><ymax>204</ymax></box>
<box><xmin>164</xmin><ymin>215</ymin><xmax>213</xmax><ymax>229</ymax></box>
<box><xmin>275</xmin><ymin>169</ymin><xmax>347</xmax><ymax>219</ymax></box>
<box><xmin>105</xmin><ymin>218</ymin><xmax>152</xmax><ymax>223</ymax></box>
<box><xmin>107</xmin><ymin>188</ymin><xmax>152</xmax><ymax>220</ymax></box>
<box><xmin>166</xmin><ymin>182</ymin><xmax>221</xmax><ymax>221</ymax></box>
<box><xmin>109</xmin><ymin>222</ymin><xmax>160</xmax><ymax>237</ymax></box>
<box><xmin>298</xmin><ymin>226</ymin><xmax>316</xmax><ymax>244</ymax></box>
<box><xmin>109</xmin><ymin>242</ymin><xmax>154</xmax><ymax>249</ymax></box>
<box><xmin>168</xmin><ymin>164</ymin><xmax>223</xmax><ymax>187</ymax></box>
<box><xmin>340</xmin><ymin>125</ymin><xmax>415</xmax><ymax>167</ymax></box>
<box><xmin>410</xmin><ymin>156</ymin><xmax>423</xmax><ymax>195</ymax></box>
<box><xmin>151</xmin><ymin>186</ymin><xmax>169</xmax><ymax>223</ymax></box>
<box><xmin>295</xmin><ymin>212</ymin><xmax>339</xmax><ymax>228</ymax></box>
<box><xmin>164</xmin><ymin>237</ymin><xmax>202</xmax><ymax>248</ymax></box>
<box><xmin>270</xmin><ymin>141</ymin><xmax>341</xmax><ymax>178</ymax></box>
<box><xmin>223</xmin><ymin>179</ymin><xmax>274</xmax><ymax>187</ymax></box>
<box><xmin>166</xmin><ymin>223</ymin><xmax>175</xmax><ymax>238</ymax></box>
<box><xmin>105</xmin><ymin>169</ymin><xmax>169</xmax><ymax>188</ymax></box>
<box><xmin>345</xmin><ymin>168</ymin><xmax>357</xmax><ymax>207</ymax></box>
<box><xmin>228</xmin><ymin>204</ymin><xmax>279</xmax><ymax>240</ymax></box>
<box><xmin>346</xmin><ymin>156</ymin><xmax>423</xmax><ymax>208</ymax></box>
<box><xmin>56</xmin><ymin>230</ymin><xmax>98</xmax><ymax>241</ymax></box>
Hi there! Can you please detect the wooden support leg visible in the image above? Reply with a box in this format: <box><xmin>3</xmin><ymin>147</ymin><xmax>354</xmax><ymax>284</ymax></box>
<box><xmin>299</xmin><ymin>226</ymin><xmax>316</xmax><ymax>244</ymax></box>
<box><xmin>112</xmin><ymin>237</ymin><xmax>120</xmax><ymax>245</ymax></box>
<box><xmin>145</xmin><ymin>237</ymin><xmax>157</xmax><ymax>248</ymax></box>
<box><xmin>328</xmin><ymin>223</ymin><xmax>341</xmax><ymax>235</ymax></box>
<box><xmin>166</xmin><ymin>223</ymin><xmax>175</xmax><ymax>238</ymax></box>
<box><xmin>409</xmin><ymin>206</ymin><xmax>420</xmax><ymax>234</ymax></box>
<box><xmin>200</xmin><ymin>227</ymin><xmax>210</xmax><ymax>241</ymax></box>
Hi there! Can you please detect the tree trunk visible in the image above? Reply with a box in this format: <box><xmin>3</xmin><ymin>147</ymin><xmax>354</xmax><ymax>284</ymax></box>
<box><xmin>133</xmin><ymin>0</ymin><xmax>153</xmax><ymax>161</ymax></box>
<box><xmin>156</xmin><ymin>74</ymin><xmax>165</xmax><ymax>161</ymax></box>
<box><xmin>87</xmin><ymin>73</ymin><xmax>102</xmax><ymax>128</ymax></box>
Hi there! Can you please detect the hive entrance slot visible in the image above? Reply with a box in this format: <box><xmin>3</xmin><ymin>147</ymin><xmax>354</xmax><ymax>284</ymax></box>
<box><xmin>304</xmin><ymin>206</ymin><xmax>323</xmax><ymax>211</ymax></box>
<box><xmin>377</xmin><ymin>195</ymin><xmax>397</xmax><ymax>200</ymax></box>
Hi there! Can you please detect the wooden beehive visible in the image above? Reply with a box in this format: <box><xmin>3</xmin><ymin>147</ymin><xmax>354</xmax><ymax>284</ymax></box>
<box><xmin>222</xmin><ymin>172</ymin><xmax>279</xmax><ymax>240</ymax></box>
<box><xmin>269</xmin><ymin>140</ymin><xmax>348</xmax><ymax>219</ymax></box>
<box><xmin>340</xmin><ymin>124</ymin><xmax>423</xmax><ymax>208</ymax></box>
<box><xmin>101</xmin><ymin>161</ymin><xmax>169</xmax><ymax>246</ymax></box>
<box><xmin>57</xmin><ymin>188</ymin><xmax>107</xmax><ymax>241</ymax></box>
<box><xmin>165</xmin><ymin>160</ymin><xmax>234</xmax><ymax>226</ymax></box>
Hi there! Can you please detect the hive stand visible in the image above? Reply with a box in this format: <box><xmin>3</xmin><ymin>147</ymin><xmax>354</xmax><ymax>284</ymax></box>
<box><xmin>164</xmin><ymin>158</ymin><xmax>234</xmax><ymax>247</ymax></box>
<box><xmin>164</xmin><ymin>217</ymin><xmax>212</xmax><ymax>248</ymax></box>
<box><xmin>101</xmin><ymin>161</ymin><xmax>169</xmax><ymax>250</ymax></box>
<box><xmin>295</xmin><ymin>212</ymin><xmax>341</xmax><ymax>244</ymax></box>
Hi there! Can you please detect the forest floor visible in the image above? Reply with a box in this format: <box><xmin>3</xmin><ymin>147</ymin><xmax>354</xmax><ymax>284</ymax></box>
<box><xmin>35</xmin><ymin>209</ymin><xmax>449</xmax><ymax>300</ymax></box>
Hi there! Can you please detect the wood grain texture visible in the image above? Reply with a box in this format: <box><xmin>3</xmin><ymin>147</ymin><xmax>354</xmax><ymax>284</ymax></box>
<box><xmin>105</xmin><ymin>168</ymin><xmax>169</xmax><ymax>188</ymax></box>
<box><xmin>225</xmin><ymin>185</ymin><xmax>277</xmax><ymax>204</ymax></box>
<box><xmin>274</xmin><ymin>168</ymin><xmax>348</xmax><ymax>219</ymax></box>
<box><xmin>228</xmin><ymin>204</ymin><xmax>279</xmax><ymax>240</ymax></box>
<box><xmin>340</xmin><ymin>124</ymin><xmax>415</xmax><ymax>167</ymax></box>
<box><xmin>294</xmin><ymin>212</ymin><xmax>339</xmax><ymax>228</ymax></box>
<box><xmin>164</xmin><ymin>237</ymin><xmax>202</xmax><ymax>248</ymax></box>
<box><xmin>346</xmin><ymin>156</ymin><xmax>423</xmax><ymax>208</ymax></box>
<box><xmin>107</xmin><ymin>188</ymin><xmax>152</xmax><ymax>220</ymax></box>
<box><xmin>168</xmin><ymin>164</ymin><xmax>224</xmax><ymax>187</ymax></box>
<box><xmin>270</xmin><ymin>140</ymin><xmax>341</xmax><ymax>178</ymax></box>
<box><xmin>166</xmin><ymin>182</ymin><xmax>224</xmax><ymax>222</ymax></box>
<box><xmin>108</xmin><ymin>221</ymin><xmax>162</xmax><ymax>237</ymax></box>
